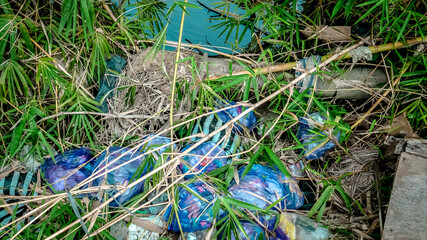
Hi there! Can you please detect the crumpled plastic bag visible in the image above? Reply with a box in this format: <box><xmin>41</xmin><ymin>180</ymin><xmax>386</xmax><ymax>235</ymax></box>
<box><xmin>273</xmin><ymin>212</ymin><xmax>332</xmax><ymax>240</ymax></box>
<box><xmin>138</xmin><ymin>134</ymin><xmax>177</xmax><ymax>171</ymax></box>
<box><xmin>228</xmin><ymin>221</ymin><xmax>266</xmax><ymax>240</ymax></box>
<box><xmin>214</xmin><ymin>100</ymin><xmax>257</xmax><ymax>132</ymax></box>
<box><xmin>228</xmin><ymin>164</ymin><xmax>304</xmax><ymax>210</ymax></box>
<box><xmin>139</xmin><ymin>134</ymin><xmax>176</xmax><ymax>157</ymax></box>
<box><xmin>178</xmin><ymin>142</ymin><xmax>228</xmax><ymax>179</ymax></box>
<box><xmin>95</xmin><ymin>55</ymin><xmax>127</xmax><ymax>113</ymax></box>
<box><xmin>163</xmin><ymin>181</ymin><xmax>222</xmax><ymax>232</ymax></box>
<box><xmin>190</xmin><ymin>114</ymin><xmax>242</xmax><ymax>156</ymax></box>
<box><xmin>297</xmin><ymin>112</ymin><xmax>341</xmax><ymax>160</ymax></box>
<box><xmin>91</xmin><ymin>147</ymin><xmax>147</xmax><ymax>207</ymax></box>
<box><xmin>40</xmin><ymin>148</ymin><xmax>93</xmax><ymax>192</ymax></box>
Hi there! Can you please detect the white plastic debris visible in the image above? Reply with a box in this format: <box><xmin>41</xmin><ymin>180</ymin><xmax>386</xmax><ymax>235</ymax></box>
<box><xmin>128</xmin><ymin>215</ymin><xmax>165</xmax><ymax>240</ymax></box>
<box><xmin>349</xmin><ymin>46</ymin><xmax>372</xmax><ymax>63</ymax></box>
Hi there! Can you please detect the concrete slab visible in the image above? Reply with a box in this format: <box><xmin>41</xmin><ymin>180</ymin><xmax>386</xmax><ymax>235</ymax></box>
<box><xmin>382</xmin><ymin>151</ymin><xmax>427</xmax><ymax>240</ymax></box>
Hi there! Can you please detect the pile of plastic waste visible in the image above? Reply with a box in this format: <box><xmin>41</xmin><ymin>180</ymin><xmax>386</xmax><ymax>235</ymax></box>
<box><xmin>25</xmin><ymin>99</ymin><xmax>337</xmax><ymax>239</ymax></box>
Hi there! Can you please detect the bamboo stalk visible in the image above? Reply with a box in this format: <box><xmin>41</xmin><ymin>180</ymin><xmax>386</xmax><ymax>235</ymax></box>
<box><xmin>209</xmin><ymin>36</ymin><xmax>427</xmax><ymax>80</ymax></box>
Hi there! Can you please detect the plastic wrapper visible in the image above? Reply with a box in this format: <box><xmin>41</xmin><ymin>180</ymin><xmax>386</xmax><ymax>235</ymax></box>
<box><xmin>273</xmin><ymin>212</ymin><xmax>332</xmax><ymax>240</ymax></box>
<box><xmin>297</xmin><ymin>112</ymin><xmax>341</xmax><ymax>160</ymax></box>
<box><xmin>214</xmin><ymin>100</ymin><xmax>257</xmax><ymax>132</ymax></box>
<box><xmin>91</xmin><ymin>147</ymin><xmax>146</xmax><ymax>207</ymax></box>
<box><xmin>228</xmin><ymin>164</ymin><xmax>304</xmax><ymax>210</ymax></box>
<box><xmin>178</xmin><ymin>142</ymin><xmax>228</xmax><ymax>179</ymax></box>
<box><xmin>40</xmin><ymin>148</ymin><xmax>93</xmax><ymax>192</ymax></box>
<box><xmin>190</xmin><ymin>114</ymin><xmax>242</xmax><ymax>156</ymax></box>
<box><xmin>164</xmin><ymin>181</ymin><xmax>221</xmax><ymax>232</ymax></box>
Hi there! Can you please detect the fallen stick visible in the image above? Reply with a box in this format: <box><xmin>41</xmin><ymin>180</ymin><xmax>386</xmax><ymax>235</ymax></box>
<box><xmin>208</xmin><ymin>36</ymin><xmax>427</xmax><ymax>80</ymax></box>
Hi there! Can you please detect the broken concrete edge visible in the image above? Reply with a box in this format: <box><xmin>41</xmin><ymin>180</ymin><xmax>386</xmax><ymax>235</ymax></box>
<box><xmin>382</xmin><ymin>138</ymin><xmax>427</xmax><ymax>240</ymax></box>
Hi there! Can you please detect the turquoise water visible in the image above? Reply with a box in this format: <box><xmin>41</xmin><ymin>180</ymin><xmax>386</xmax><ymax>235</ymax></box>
<box><xmin>118</xmin><ymin>0</ymin><xmax>253</xmax><ymax>55</ymax></box>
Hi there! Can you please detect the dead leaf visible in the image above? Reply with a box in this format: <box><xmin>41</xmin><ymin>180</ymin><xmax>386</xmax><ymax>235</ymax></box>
<box><xmin>378</xmin><ymin>113</ymin><xmax>416</xmax><ymax>138</ymax></box>
<box><xmin>301</xmin><ymin>25</ymin><xmax>352</xmax><ymax>42</ymax></box>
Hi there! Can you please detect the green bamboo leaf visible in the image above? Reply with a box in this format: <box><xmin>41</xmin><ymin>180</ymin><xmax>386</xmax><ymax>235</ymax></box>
<box><xmin>396</xmin><ymin>12</ymin><xmax>411</xmax><ymax>43</ymax></box>
<box><xmin>355</xmin><ymin>0</ymin><xmax>383</xmax><ymax>25</ymax></box>
<box><xmin>80</xmin><ymin>0</ymin><xmax>94</xmax><ymax>34</ymax></box>
<box><xmin>316</xmin><ymin>200</ymin><xmax>327</xmax><ymax>222</ymax></box>
<box><xmin>19</xmin><ymin>23</ymin><xmax>34</xmax><ymax>53</ymax></box>
<box><xmin>67</xmin><ymin>192</ymin><xmax>90</xmax><ymax>237</ymax></box>
<box><xmin>241</xmin><ymin>146</ymin><xmax>263</xmax><ymax>178</ymax></box>
<box><xmin>332</xmin><ymin>0</ymin><xmax>345</xmax><ymax>18</ymax></box>
<box><xmin>58</xmin><ymin>0</ymin><xmax>73</xmax><ymax>32</ymax></box>
<box><xmin>213</xmin><ymin>75</ymin><xmax>247</xmax><ymax>92</ymax></box>
<box><xmin>8</xmin><ymin>118</ymin><xmax>25</xmax><ymax>158</ymax></box>
<box><xmin>336</xmin><ymin>185</ymin><xmax>352</xmax><ymax>213</ymax></box>
<box><xmin>308</xmin><ymin>185</ymin><xmax>334</xmax><ymax>218</ymax></box>
<box><xmin>264</xmin><ymin>146</ymin><xmax>292</xmax><ymax>178</ymax></box>
<box><xmin>221</xmin><ymin>201</ymin><xmax>249</xmax><ymax>239</ymax></box>
<box><xmin>38</xmin><ymin>131</ymin><xmax>56</xmax><ymax>159</ymax></box>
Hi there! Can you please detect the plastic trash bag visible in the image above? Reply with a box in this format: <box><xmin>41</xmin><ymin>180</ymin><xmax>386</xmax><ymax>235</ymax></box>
<box><xmin>178</xmin><ymin>142</ymin><xmax>228</xmax><ymax>179</ymax></box>
<box><xmin>297</xmin><ymin>112</ymin><xmax>341</xmax><ymax>160</ymax></box>
<box><xmin>40</xmin><ymin>148</ymin><xmax>93</xmax><ymax>192</ymax></box>
<box><xmin>228</xmin><ymin>164</ymin><xmax>304</xmax><ymax>210</ymax></box>
<box><xmin>228</xmin><ymin>221</ymin><xmax>266</xmax><ymax>240</ymax></box>
<box><xmin>139</xmin><ymin>134</ymin><xmax>176</xmax><ymax>159</ymax></box>
<box><xmin>164</xmin><ymin>181</ymin><xmax>221</xmax><ymax>232</ymax></box>
<box><xmin>0</xmin><ymin>170</ymin><xmax>37</xmax><ymax>228</ymax></box>
<box><xmin>95</xmin><ymin>55</ymin><xmax>127</xmax><ymax>113</ymax></box>
<box><xmin>91</xmin><ymin>147</ymin><xmax>147</xmax><ymax>207</ymax></box>
<box><xmin>273</xmin><ymin>212</ymin><xmax>332</xmax><ymax>240</ymax></box>
<box><xmin>138</xmin><ymin>134</ymin><xmax>177</xmax><ymax>172</ymax></box>
<box><xmin>190</xmin><ymin>114</ymin><xmax>242</xmax><ymax>156</ymax></box>
<box><xmin>214</xmin><ymin>100</ymin><xmax>257</xmax><ymax>132</ymax></box>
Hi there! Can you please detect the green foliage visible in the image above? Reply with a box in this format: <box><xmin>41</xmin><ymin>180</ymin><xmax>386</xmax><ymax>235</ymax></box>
<box><xmin>1</xmin><ymin>0</ymin><xmax>426</xmax><ymax>239</ymax></box>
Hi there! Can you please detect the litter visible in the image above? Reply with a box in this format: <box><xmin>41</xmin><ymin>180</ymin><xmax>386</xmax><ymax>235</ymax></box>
<box><xmin>145</xmin><ymin>192</ymin><xmax>169</xmax><ymax>215</ymax></box>
<box><xmin>297</xmin><ymin>112</ymin><xmax>341</xmax><ymax>160</ymax></box>
<box><xmin>274</xmin><ymin>212</ymin><xmax>332</xmax><ymax>240</ymax></box>
<box><xmin>178</xmin><ymin>228</ymin><xmax>216</xmax><ymax>240</ymax></box>
<box><xmin>214</xmin><ymin>100</ymin><xmax>257</xmax><ymax>132</ymax></box>
<box><xmin>228</xmin><ymin>164</ymin><xmax>304</xmax><ymax>210</ymax></box>
<box><xmin>127</xmin><ymin>215</ymin><xmax>165</xmax><ymax>240</ymax></box>
<box><xmin>190</xmin><ymin>114</ymin><xmax>242</xmax><ymax>156</ymax></box>
<box><xmin>40</xmin><ymin>148</ymin><xmax>93</xmax><ymax>192</ymax></box>
<box><xmin>163</xmin><ymin>181</ymin><xmax>221</xmax><ymax>232</ymax></box>
<box><xmin>91</xmin><ymin>147</ymin><xmax>147</xmax><ymax>207</ymax></box>
<box><xmin>139</xmin><ymin>134</ymin><xmax>176</xmax><ymax>159</ymax></box>
<box><xmin>178</xmin><ymin>142</ymin><xmax>228</xmax><ymax>179</ymax></box>
<box><xmin>0</xmin><ymin>169</ymin><xmax>36</xmax><ymax>228</ymax></box>
<box><xmin>227</xmin><ymin>221</ymin><xmax>266</xmax><ymax>240</ymax></box>
<box><xmin>95</xmin><ymin>55</ymin><xmax>127</xmax><ymax>113</ymax></box>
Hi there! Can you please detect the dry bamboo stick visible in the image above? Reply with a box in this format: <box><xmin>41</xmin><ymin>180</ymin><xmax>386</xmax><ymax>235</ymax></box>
<box><xmin>208</xmin><ymin>36</ymin><xmax>427</xmax><ymax>80</ymax></box>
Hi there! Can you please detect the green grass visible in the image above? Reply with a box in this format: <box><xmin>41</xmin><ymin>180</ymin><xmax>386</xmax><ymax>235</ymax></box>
<box><xmin>0</xmin><ymin>0</ymin><xmax>426</xmax><ymax>239</ymax></box>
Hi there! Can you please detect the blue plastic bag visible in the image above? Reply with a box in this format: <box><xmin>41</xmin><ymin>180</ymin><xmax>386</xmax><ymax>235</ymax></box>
<box><xmin>190</xmin><ymin>114</ymin><xmax>242</xmax><ymax>156</ymax></box>
<box><xmin>139</xmin><ymin>134</ymin><xmax>176</xmax><ymax>159</ymax></box>
<box><xmin>164</xmin><ymin>181</ymin><xmax>222</xmax><ymax>232</ymax></box>
<box><xmin>229</xmin><ymin>221</ymin><xmax>266</xmax><ymax>240</ymax></box>
<box><xmin>91</xmin><ymin>147</ymin><xmax>147</xmax><ymax>207</ymax></box>
<box><xmin>214</xmin><ymin>100</ymin><xmax>257</xmax><ymax>132</ymax></box>
<box><xmin>297</xmin><ymin>112</ymin><xmax>341</xmax><ymax>160</ymax></box>
<box><xmin>228</xmin><ymin>164</ymin><xmax>304</xmax><ymax>210</ymax></box>
<box><xmin>40</xmin><ymin>148</ymin><xmax>93</xmax><ymax>192</ymax></box>
<box><xmin>178</xmin><ymin>142</ymin><xmax>228</xmax><ymax>179</ymax></box>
